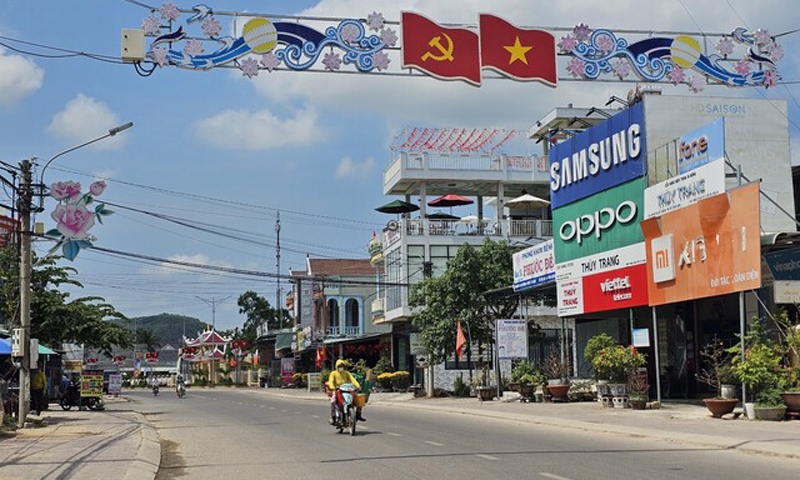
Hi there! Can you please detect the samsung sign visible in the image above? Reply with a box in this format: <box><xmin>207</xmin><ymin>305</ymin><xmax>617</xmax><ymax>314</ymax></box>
<box><xmin>550</xmin><ymin>102</ymin><xmax>646</xmax><ymax>209</ymax></box>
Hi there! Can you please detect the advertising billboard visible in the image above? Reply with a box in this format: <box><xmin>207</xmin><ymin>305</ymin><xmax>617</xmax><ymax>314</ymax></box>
<box><xmin>677</xmin><ymin>118</ymin><xmax>725</xmax><ymax>174</ymax></box>
<box><xmin>553</xmin><ymin>178</ymin><xmax>645</xmax><ymax>264</ymax></box>
<box><xmin>555</xmin><ymin>242</ymin><xmax>648</xmax><ymax>316</ymax></box>
<box><xmin>643</xmin><ymin>158</ymin><xmax>726</xmax><ymax>219</ymax></box>
<box><xmin>549</xmin><ymin>102</ymin><xmax>646</xmax><ymax>209</ymax></box>
<box><xmin>641</xmin><ymin>182</ymin><xmax>761</xmax><ymax>305</ymax></box>
<box><xmin>512</xmin><ymin>239</ymin><xmax>555</xmax><ymax>291</ymax></box>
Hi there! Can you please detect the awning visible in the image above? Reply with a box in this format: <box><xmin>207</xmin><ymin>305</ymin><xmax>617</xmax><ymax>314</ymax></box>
<box><xmin>322</xmin><ymin>332</ymin><xmax>386</xmax><ymax>346</ymax></box>
<box><xmin>39</xmin><ymin>344</ymin><xmax>57</xmax><ymax>355</ymax></box>
<box><xmin>275</xmin><ymin>333</ymin><xmax>293</xmax><ymax>351</ymax></box>
<box><xmin>0</xmin><ymin>338</ymin><xmax>58</xmax><ymax>356</ymax></box>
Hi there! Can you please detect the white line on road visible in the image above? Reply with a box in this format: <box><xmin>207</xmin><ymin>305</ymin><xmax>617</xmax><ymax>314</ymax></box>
<box><xmin>424</xmin><ymin>441</ymin><xmax>444</xmax><ymax>447</ymax></box>
<box><xmin>281</xmin><ymin>409</ymin><xmax>288</xmax><ymax>412</ymax></box>
<box><xmin>540</xmin><ymin>473</ymin><xmax>574</xmax><ymax>480</ymax></box>
<box><xmin>476</xmin><ymin>454</ymin><xmax>498</xmax><ymax>461</ymax></box>
<box><xmin>386</xmin><ymin>432</ymin><xmax>402</xmax><ymax>437</ymax></box>
<box><xmin>269</xmin><ymin>407</ymin><xmax>276</xmax><ymax>410</ymax></box>
<box><xmin>258</xmin><ymin>405</ymin><xmax>266</xmax><ymax>408</ymax></box>
<box><xmin>311</xmin><ymin>415</ymin><xmax>320</xmax><ymax>419</ymax></box>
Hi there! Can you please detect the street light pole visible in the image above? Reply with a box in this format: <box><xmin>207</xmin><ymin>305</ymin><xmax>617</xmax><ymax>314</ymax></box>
<box><xmin>16</xmin><ymin>122</ymin><xmax>133</xmax><ymax>428</ymax></box>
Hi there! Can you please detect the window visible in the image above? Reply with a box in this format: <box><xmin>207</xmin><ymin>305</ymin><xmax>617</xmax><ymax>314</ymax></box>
<box><xmin>344</xmin><ymin>298</ymin><xmax>359</xmax><ymax>335</ymax></box>
<box><xmin>407</xmin><ymin>245</ymin><xmax>425</xmax><ymax>284</ymax></box>
<box><xmin>327</xmin><ymin>299</ymin><xmax>339</xmax><ymax>334</ymax></box>
<box><xmin>430</xmin><ymin>245</ymin><xmax>460</xmax><ymax>278</ymax></box>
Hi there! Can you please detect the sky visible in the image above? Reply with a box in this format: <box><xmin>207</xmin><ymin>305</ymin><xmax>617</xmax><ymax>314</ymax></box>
<box><xmin>0</xmin><ymin>0</ymin><xmax>798</xmax><ymax>333</ymax></box>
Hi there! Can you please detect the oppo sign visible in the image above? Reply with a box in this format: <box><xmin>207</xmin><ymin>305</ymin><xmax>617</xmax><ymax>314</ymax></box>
<box><xmin>559</xmin><ymin>200</ymin><xmax>638</xmax><ymax>245</ymax></box>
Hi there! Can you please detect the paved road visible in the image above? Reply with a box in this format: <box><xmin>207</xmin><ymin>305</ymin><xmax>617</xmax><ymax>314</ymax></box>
<box><xmin>125</xmin><ymin>388</ymin><xmax>800</xmax><ymax>480</ymax></box>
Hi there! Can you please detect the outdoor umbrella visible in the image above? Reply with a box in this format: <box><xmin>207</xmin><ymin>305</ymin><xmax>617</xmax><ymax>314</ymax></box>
<box><xmin>505</xmin><ymin>193</ymin><xmax>550</xmax><ymax>217</ymax></box>
<box><xmin>375</xmin><ymin>199</ymin><xmax>420</xmax><ymax>215</ymax></box>
<box><xmin>427</xmin><ymin>193</ymin><xmax>474</xmax><ymax>208</ymax></box>
<box><xmin>426</xmin><ymin>212</ymin><xmax>460</xmax><ymax>220</ymax></box>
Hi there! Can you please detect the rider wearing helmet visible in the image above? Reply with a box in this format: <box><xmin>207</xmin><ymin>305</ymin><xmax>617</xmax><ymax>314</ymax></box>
<box><xmin>327</xmin><ymin>359</ymin><xmax>360</xmax><ymax>424</ymax></box>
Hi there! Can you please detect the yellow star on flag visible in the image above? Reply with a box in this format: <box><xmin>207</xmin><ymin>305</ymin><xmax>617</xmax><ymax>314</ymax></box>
<box><xmin>504</xmin><ymin>36</ymin><xmax>532</xmax><ymax>65</ymax></box>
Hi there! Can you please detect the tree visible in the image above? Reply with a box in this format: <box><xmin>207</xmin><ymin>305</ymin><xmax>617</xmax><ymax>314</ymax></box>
<box><xmin>409</xmin><ymin>239</ymin><xmax>521</xmax><ymax>369</ymax></box>
<box><xmin>135</xmin><ymin>328</ymin><xmax>161</xmax><ymax>352</ymax></box>
<box><xmin>236</xmin><ymin>290</ymin><xmax>290</xmax><ymax>339</ymax></box>
<box><xmin>0</xmin><ymin>246</ymin><xmax>131</xmax><ymax>356</ymax></box>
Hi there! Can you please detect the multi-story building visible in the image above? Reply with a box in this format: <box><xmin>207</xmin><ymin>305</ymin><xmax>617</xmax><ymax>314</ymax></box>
<box><xmin>287</xmin><ymin>258</ymin><xmax>391</xmax><ymax>372</ymax></box>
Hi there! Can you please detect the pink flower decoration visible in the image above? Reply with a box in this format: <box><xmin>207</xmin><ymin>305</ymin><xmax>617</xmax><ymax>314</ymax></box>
<box><xmin>734</xmin><ymin>59</ymin><xmax>751</xmax><ymax>75</ymax></box>
<box><xmin>559</xmin><ymin>34</ymin><xmax>577</xmax><ymax>53</ymax></box>
<box><xmin>688</xmin><ymin>74</ymin><xmax>706</xmax><ymax>93</ymax></box>
<box><xmin>341</xmin><ymin>24</ymin><xmax>360</xmax><ymax>43</ymax></box>
<box><xmin>716</xmin><ymin>37</ymin><xmax>734</xmax><ymax>56</ymax></box>
<box><xmin>240</xmin><ymin>58</ymin><xmax>260</xmax><ymax>78</ymax></box>
<box><xmin>763</xmin><ymin>70</ymin><xmax>778</xmax><ymax>88</ymax></box>
<box><xmin>566</xmin><ymin>58</ymin><xmax>586</xmax><ymax>77</ymax></box>
<box><xmin>612</xmin><ymin>58</ymin><xmax>631</xmax><ymax>79</ymax></box>
<box><xmin>667</xmin><ymin>67</ymin><xmax>686</xmax><ymax>84</ymax></box>
<box><xmin>573</xmin><ymin>23</ymin><xmax>591</xmax><ymax>42</ymax></box>
<box><xmin>50</xmin><ymin>181</ymin><xmax>82</xmax><ymax>201</ymax></box>
<box><xmin>89</xmin><ymin>181</ymin><xmax>106</xmax><ymax>196</ymax></box>
<box><xmin>159</xmin><ymin>2</ymin><xmax>180</xmax><ymax>22</ymax></box>
<box><xmin>202</xmin><ymin>16</ymin><xmax>222</xmax><ymax>37</ymax></box>
<box><xmin>260</xmin><ymin>52</ymin><xmax>281</xmax><ymax>71</ymax></box>
<box><xmin>150</xmin><ymin>48</ymin><xmax>170</xmax><ymax>67</ymax></box>
<box><xmin>142</xmin><ymin>15</ymin><xmax>161</xmax><ymax>36</ymax></box>
<box><xmin>596</xmin><ymin>34</ymin><xmax>614</xmax><ymax>53</ymax></box>
<box><xmin>323</xmin><ymin>52</ymin><xmax>342</xmax><ymax>71</ymax></box>
<box><xmin>754</xmin><ymin>28</ymin><xmax>771</xmax><ymax>46</ymax></box>
<box><xmin>184</xmin><ymin>40</ymin><xmax>204</xmax><ymax>57</ymax></box>
<box><xmin>51</xmin><ymin>203</ymin><xmax>95</xmax><ymax>240</ymax></box>
<box><xmin>373</xmin><ymin>52</ymin><xmax>390</xmax><ymax>71</ymax></box>
<box><xmin>380</xmin><ymin>28</ymin><xmax>398</xmax><ymax>47</ymax></box>
<box><xmin>768</xmin><ymin>43</ymin><xmax>784</xmax><ymax>62</ymax></box>
<box><xmin>367</xmin><ymin>12</ymin><xmax>385</xmax><ymax>32</ymax></box>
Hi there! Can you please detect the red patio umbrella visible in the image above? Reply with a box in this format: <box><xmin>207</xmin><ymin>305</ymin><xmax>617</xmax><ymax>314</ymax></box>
<box><xmin>428</xmin><ymin>193</ymin><xmax>474</xmax><ymax>208</ymax></box>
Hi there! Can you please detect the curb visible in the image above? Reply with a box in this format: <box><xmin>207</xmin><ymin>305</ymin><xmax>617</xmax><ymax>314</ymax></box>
<box><xmin>122</xmin><ymin>411</ymin><xmax>161</xmax><ymax>480</ymax></box>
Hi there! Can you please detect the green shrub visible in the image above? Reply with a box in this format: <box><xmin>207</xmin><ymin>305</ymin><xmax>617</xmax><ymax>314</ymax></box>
<box><xmin>453</xmin><ymin>375</ymin><xmax>470</xmax><ymax>397</ymax></box>
<box><xmin>584</xmin><ymin>334</ymin><xmax>617</xmax><ymax>379</ymax></box>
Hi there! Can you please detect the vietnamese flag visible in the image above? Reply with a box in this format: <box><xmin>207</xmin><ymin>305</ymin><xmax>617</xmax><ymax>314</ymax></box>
<box><xmin>479</xmin><ymin>14</ymin><xmax>557</xmax><ymax>86</ymax></box>
<box><xmin>455</xmin><ymin>321</ymin><xmax>467</xmax><ymax>360</ymax></box>
<box><xmin>402</xmin><ymin>11</ymin><xmax>481</xmax><ymax>86</ymax></box>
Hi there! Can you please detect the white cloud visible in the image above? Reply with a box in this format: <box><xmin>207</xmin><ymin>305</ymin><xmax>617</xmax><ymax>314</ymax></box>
<box><xmin>143</xmin><ymin>253</ymin><xmax>234</xmax><ymax>276</ymax></box>
<box><xmin>192</xmin><ymin>107</ymin><xmax>324</xmax><ymax>150</ymax></box>
<box><xmin>0</xmin><ymin>47</ymin><xmax>43</xmax><ymax>108</ymax></box>
<box><xmin>47</xmin><ymin>94</ymin><xmax>127</xmax><ymax>150</ymax></box>
<box><xmin>336</xmin><ymin>156</ymin><xmax>376</xmax><ymax>180</ymax></box>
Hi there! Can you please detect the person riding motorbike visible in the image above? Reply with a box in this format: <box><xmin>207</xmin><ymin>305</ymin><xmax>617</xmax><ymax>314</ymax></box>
<box><xmin>176</xmin><ymin>374</ymin><xmax>186</xmax><ymax>397</ymax></box>
<box><xmin>326</xmin><ymin>359</ymin><xmax>360</xmax><ymax>425</ymax></box>
<box><xmin>148</xmin><ymin>374</ymin><xmax>160</xmax><ymax>395</ymax></box>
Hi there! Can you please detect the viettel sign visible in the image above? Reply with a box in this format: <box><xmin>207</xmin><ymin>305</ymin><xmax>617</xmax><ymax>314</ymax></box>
<box><xmin>552</xmin><ymin>177</ymin><xmax>645</xmax><ymax>264</ymax></box>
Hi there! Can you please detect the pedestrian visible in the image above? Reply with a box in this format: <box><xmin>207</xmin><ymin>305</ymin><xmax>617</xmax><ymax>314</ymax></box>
<box><xmin>30</xmin><ymin>364</ymin><xmax>46</xmax><ymax>416</ymax></box>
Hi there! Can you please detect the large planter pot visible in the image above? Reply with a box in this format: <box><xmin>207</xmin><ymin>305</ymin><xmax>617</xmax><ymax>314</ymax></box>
<box><xmin>780</xmin><ymin>392</ymin><xmax>800</xmax><ymax>412</ymax></box>
<box><xmin>629</xmin><ymin>397</ymin><xmax>647</xmax><ymax>410</ymax></box>
<box><xmin>754</xmin><ymin>405</ymin><xmax>787</xmax><ymax>421</ymax></box>
<box><xmin>476</xmin><ymin>387</ymin><xmax>495</xmax><ymax>401</ymax></box>
<box><xmin>546</xmin><ymin>384</ymin><xmax>570</xmax><ymax>401</ymax></box>
<box><xmin>548</xmin><ymin>378</ymin><xmax>568</xmax><ymax>386</ymax></box>
<box><xmin>518</xmin><ymin>383</ymin><xmax>537</xmax><ymax>402</ymax></box>
<box><xmin>702</xmin><ymin>398</ymin><xmax>739</xmax><ymax>418</ymax></box>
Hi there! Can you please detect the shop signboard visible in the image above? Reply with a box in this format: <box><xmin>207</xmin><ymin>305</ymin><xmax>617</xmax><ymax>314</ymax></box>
<box><xmin>677</xmin><ymin>118</ymin><xmax>725</xmax><ymax>174</ymax></box>
<box><xmin>553</xmin><ymin>178</ymin><xmax>645</xmax><ymax>264</ymax></box>
<box><xmin>108</xmin><ymin>373</ymin><xmax>122</xmax><ymax>395</ymax></box>
<box><xmin>555</xmin><ymin>242</ymin><xmax>648</xmax><ymax>316</ymax></box>
<box><xmin>643</xmin><ymin>158</ymin><xmax>726</xmax><ymax>219</ymax></box>
<box><xmin>81</xmin><ymin>370</ymin><xmax>104</xmax><ymax>398</ymax></box>
<box><xmin>549</xmin><ymin>102</ymin><xmax>646</xmax><ymax>209</ymax></box>
<box><xmin>280</xmin><ymin>357</ymin><xmax>295</xmax><ymax>387</ymax></box>
<box><xmin>763</xmin><ymin>249</ymin><xmax>800</xmax><ymax>304</ymax></box>
<box><xmin>512</xmin><ymin>239</ymin><xmax>555</xmax><ymax>291</ymax></box>
<box><xmin>641</xmin><ymin>182</ymin><xmax>761</xmax><ymax>305</ymax></box>
<box><xmin>496</xmin><ymin>319</ymin><xmax>528</xmax><ymax>360</ymax></box>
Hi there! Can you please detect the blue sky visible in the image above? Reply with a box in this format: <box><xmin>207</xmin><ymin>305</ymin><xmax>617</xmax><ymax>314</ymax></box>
<box><xmin>1</xmin><ymin>0</ymin><xmax>798</xmax><ymax>333</ymax></box>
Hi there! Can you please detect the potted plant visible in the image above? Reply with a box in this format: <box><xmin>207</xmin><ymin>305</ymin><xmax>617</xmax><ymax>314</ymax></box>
<box><xmin>584</xmin><ymin>333</ymin><xmax>617</xmax><ymax>397</ymax></box>
<box><xmin>627</xmin><ymin>374</ymin><xmax>650</xmax><ymax>410</ymax></box>
<box><xmin>511</xmin><ymin>360</ymin><xmax>544</xmax><ymax>402</ymax></box>
<box><xmin>542</xmin><ymin>351</ymin><xmax>571</xmax><ymax>400</ymax></box>
<box><xmin>779</xmin><ymin>315</ymin><xmax>800</xmax><ymax>413</ymax></box>
<box><xmin>731</xmin><ymin>341</ymin><xmax>786</xmax><ymax>420</ymax></box>
<box><xmin>696</xmin><ymin>337</ymin><xmax>739</xmax><ymax>418</ymax></box>
<box><xmin>755</xmin><ymin>387</ymin><xmax>788</xmax><ymax>421</ymax></box>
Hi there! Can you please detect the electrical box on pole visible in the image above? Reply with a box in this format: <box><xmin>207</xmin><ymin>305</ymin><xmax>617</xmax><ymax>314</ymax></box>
<box><xmin>11</xmin><ymin>328</ymin><xmax>21</xmax><ymax>357</ymax></box>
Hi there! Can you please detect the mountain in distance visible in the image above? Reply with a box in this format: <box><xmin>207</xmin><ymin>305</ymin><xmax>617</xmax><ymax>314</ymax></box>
<box><xmin>112</xmin><ymin>313</ymin><xmax>211</xmax><ymax>348</ymax></box>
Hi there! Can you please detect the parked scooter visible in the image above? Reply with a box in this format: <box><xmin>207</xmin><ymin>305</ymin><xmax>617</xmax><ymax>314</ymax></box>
<box><xmin>152</xmin><ymin>385</ymin><xmax>160</xmax><ymax>396</ymax></box>
<box><xmin>330</xmin><ymin>382</ymin><xmax>358</xmax><ymax>435</ymax></box>
<box><xmin>60</xmin><ymin>380</ymin><xmax>104</xmax><ymax>411</ymax></box>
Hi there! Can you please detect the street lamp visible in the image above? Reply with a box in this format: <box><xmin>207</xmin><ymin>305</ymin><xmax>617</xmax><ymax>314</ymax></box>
<box><xmin>16</xmin><ymin>121</ymin><xmax>133</xmax><ymax>427</ymax></box>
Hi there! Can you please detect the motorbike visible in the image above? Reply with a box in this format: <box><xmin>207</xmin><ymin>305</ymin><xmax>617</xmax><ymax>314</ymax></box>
<box><xmin>152</xmin><ymin>385</ymin><xmax>160</xmax><ymax>396</ymax></box>
<box><xmin>176</xmin><ymin>382</ymin><xmax>186</xmax><ymax>398</ymax></box>
<box><xmin>60</xmin><ymin>381</ymin><xmax>104</xmax><ymax>411</ymax></box>
<box><xmin>331</xmin><ymin>382</ymin><xmax>358</xmax><ymax>435</ymax></box>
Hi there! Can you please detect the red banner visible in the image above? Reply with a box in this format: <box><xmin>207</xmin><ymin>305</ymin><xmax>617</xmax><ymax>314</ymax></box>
<box><xmin>479</xmin><ymin>14</ymin><xmax>556</xmax><ymax>85</ymax></box>
<box><xmin>401</xmin><ymin>11</ymin><xmax>481</xmax><ymax>86</ymax></box>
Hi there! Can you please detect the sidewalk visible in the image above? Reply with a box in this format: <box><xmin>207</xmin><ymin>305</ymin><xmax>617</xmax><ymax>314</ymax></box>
<box><xmin>0</xmin><ymin>396</ymin><xmax>159</xmax><ymax>480</ymax></box>
<box><xmin>255</xmin><ymin>386</ymin><xmax>800</xmax><ymax>460</ymax></box>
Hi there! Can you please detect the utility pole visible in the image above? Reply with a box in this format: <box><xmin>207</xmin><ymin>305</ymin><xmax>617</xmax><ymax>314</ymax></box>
<box><xmin>17</xmin><ymin>159</ymin><xmax>32</xmax><ymax>427</ymax></box>
<box><xmin>195</xmin><ymin>295</ymin><xmax>231</xmax><ymax>330</ymax></box>
<box><xmin>275</xmin><ymin>210</ymin><xmax>282</xmax><ymax>329</ymax></box>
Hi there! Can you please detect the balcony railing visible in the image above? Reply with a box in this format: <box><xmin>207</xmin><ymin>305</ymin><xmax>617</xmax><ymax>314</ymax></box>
<box><xmin>327</xmin><ymin>326</ymin><xmax>361</xmax><ymax>337</ymax></box>
<box><xmin>396</xmin><ymin>218</ymin><xmax>552</xmax><ymax>238</ymax></box>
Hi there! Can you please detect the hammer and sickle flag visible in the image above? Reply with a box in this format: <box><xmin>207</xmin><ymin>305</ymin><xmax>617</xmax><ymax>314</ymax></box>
<box><xmin>402</xmin><ymin>11</ymin><xmax>481</xmax><ymax>86</ymax></box>
<box><xmin>479</xmin><ymin>14</ymin><xmax>557</xmax><ymax>86</ymax></box>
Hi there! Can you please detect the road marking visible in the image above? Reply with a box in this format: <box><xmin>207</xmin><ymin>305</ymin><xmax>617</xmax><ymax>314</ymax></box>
<box><xmin>311</xmin><ymin>415</ymin><xmax>320</xmax><ymax>419</ymax></box>
<box><xmin>540</xmin><ymin>473</ymin><xmax>573</xmax><ymax>480</ymax></box>
<box><xmin>294</xmin><ymin>412</ymin><xmax>301</xmax><ymax>415</ymax></box>
<box><xmin>476</xmin><ymin>454</ymin><xmax>498</xmax><ymax>461</ymax></box>
<box><xmin>424</xmin><ymin>441</ymin><xmax>444</xmax><ymax>447</ymax></box>
<box><xmin>258</xmin><ymin>405</ymin><xmax>266</xmax><ymax>408</ymax></box>
<box><xmin>281</xmin><ymin>409</ymin><xmax>288</xmax><ymax>412</ymax></box>
<box><xmin>386</xmin><ymin>432</ymin><xmax>402</xmax><ymax>437</ymax></box>
<box><xmin>269</xmin><ymin>407</ymin><xmax>276</xmax><ymax>410</ymax></box>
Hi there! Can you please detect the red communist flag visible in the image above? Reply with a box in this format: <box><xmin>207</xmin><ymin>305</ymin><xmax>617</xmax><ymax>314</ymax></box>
<box><xmin>402</xmin><ymin>11</ymin><xmax>481</xmax><ymax>86</ymax></box>
<box><xmin>456</xmin><ymin>321</ymin><xmax>467</xmax><ymax>360</ymax></box>
<box><xmin>479</xmin><ymin>14</ymin><xmax>557</xmax><ymax>85</ymax></box>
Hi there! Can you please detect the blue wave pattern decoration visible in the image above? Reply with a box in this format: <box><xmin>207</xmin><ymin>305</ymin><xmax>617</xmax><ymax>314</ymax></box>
<box><xmin>564</xmin><ymin>25</ymin><xmax>781</xmax><ymax>89</ymax></box>
<box><xmin>143</xmin><ymin>3</ymin><xmax>391</xmax><ymax>74</ymax></box>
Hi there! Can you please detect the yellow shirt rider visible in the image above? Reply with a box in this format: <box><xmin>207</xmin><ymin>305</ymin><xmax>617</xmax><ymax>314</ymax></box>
<box><xmin>327</xmin><ymin>359</ymin><xmax>360</xmax><ymax>424</ymax></box>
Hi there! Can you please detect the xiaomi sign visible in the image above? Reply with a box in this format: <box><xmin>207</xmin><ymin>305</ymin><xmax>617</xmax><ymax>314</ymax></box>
<box><xmin>641</xmin><ymin>182</ymin><xmax>761</xmax><ymax>305</ymax></box>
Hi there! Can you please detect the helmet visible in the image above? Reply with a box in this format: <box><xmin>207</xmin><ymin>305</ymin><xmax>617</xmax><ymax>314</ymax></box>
<box><xmin>335</xmin><ymin>359</ymin><xmax>348</xmax><ymax>369</ymax></box>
